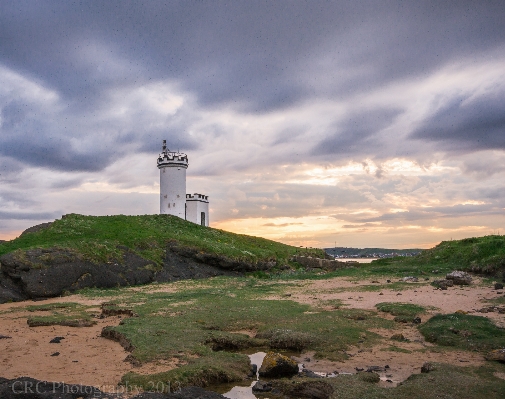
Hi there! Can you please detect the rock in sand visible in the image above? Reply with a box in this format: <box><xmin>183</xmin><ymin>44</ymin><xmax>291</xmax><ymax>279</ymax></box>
<box><xmin>258</xmin><ymin>351</ymin><xmax>299</xmax><ymax>378</ymax></box>
<box><xmin>446</xmin><ymin>271</ymin><xmax>472</xmax><ymax>285</ymax></box>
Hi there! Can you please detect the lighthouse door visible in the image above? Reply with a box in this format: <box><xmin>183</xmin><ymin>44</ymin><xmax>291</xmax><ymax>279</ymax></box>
<box><xmin>200</xmin><ymin>212</ymin><xmax>205</xmax><ymax>226</ymax></box>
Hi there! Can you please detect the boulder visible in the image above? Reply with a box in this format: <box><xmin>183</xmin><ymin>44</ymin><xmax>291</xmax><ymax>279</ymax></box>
<box><xmin>258</xmin><ymin>351</ymin><xmax>299</xmax><ymax>378</ymax></box>
<box><xmin>301</xmin><ymin>369</ymin><xmax>323</xmax><ymax>378</ymax></box>
<box><xmin>402</xmin><ymin>276</ymin><xmax>418</xmax><ymax>282</ymax></box>
<box><xmin>433</xmin><ymin>279</ymin><xmax>454</xmax><ymax>290</ymax></box>
<box><xmin>252</xmin><ymin>380</ymin><xmax>272</xmax><ymax>392</ymax></box>
<box><xmin>485</xmin><ymin>349</ymin><xmax>505</xmax><ymax>362</ymax></box>
<box><xmin>446</xmin><ymin>271</ymin><xmax>472</xmax><ymax>285</ymax></box>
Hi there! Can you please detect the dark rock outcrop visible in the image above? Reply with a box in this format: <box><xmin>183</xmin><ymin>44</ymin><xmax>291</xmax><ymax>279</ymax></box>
<box><xmin>0</xmin><ymin>248</ymin><xmax>154</xmax><ymax>303</ymax></box>
<box><xmin>252</xmin><ymin>380</ymin><xmax>273</xmax><ymax>392</ymax></box>
<box><xmin>258</xmin><ymin>351</ymin><xmax>299</xmax><ymax>378</ymax></box>
<box><xmin>0</xmin><ymin>240</ymin><xmax>275</xmax><ymax>303</ymax></box>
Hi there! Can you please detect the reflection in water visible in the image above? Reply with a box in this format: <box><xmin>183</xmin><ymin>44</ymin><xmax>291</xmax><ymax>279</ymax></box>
<box><xmin>222</xmin><ymin>381</ymin><xmax>257</xmax><ymax>399</ymax></box>
<box><xmin>338</xmin><ymin>258</ymin><xmax>377</xmax><ymax>263</ymax></box>
<box><xmin>223</xmin><ymin>352</ymin><xmax>266</xmax><ymax>399</ymax></box>
<box><xmin>248</xmin><ymin>352</ymin><xmax>267</xmax><ymax>379</ymax></box>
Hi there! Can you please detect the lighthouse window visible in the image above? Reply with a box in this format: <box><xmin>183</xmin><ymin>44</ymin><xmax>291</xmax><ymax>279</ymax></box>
<box><xmin>168</xmin><ymin>203</ymin><xmax>170</xmax><ymax>208</ymax></box>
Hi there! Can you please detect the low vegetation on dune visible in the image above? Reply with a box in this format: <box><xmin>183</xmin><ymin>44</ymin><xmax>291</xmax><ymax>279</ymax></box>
<box><xmin>79</xmin><ymin>277</ymin><xmax>393</xmax><ymax>390</ymax></box>
<box><xmin>63</xmin><ymin>274</ymin><xmax>505</xmax><ymax>396</ymax></box>
<box><xmin>24</xmin><ymin>302</ymin><xmax>96</xmax><ymax>327</ymax></box>
<box><xmin>373</xmin><ymin>235</ymin><xmax>505</xmax><ymax>277</ymax></box>
<box><xmin>3</xmin><ymin>217</ymin><xmax>505</xmax><ymax>397</ymax></box>
<box><xmin>376</xmin><ymin>302</ymin><xmax>427</xmax><ymax>323</ymax></box>
<box><xmin>420</xmin><ymin>313</ymin><xmax>505</xmax><ymax>351</ymax></box>
<box><xmin>0</xmin><ymin>213</ymin><xmax>324</xmax><ymax>266</ymax></box>
<box><xmin>290</xmin><ymin>363</ymin><xmax>505</xmax><ymax>399</ymax></box>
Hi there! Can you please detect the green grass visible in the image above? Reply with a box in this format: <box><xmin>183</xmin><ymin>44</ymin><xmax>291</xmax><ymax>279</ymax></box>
<box><xmin>122</xmin><ymin>351</ymin><xmax>251</xmax><ymax>393</ymax></box>
<box><xmin>380</xmin><ymin>345</ymin><xmax>412</xmax><ymax>353</ymax></box>
<box><xmin>24</xmin><ymin>302</ymin><xmax>96</xmax><ymax>327</ymax></box>
<box><xmin>373</xmin><ymin>235</ymin><xmax>505</xmax><ymax>277</ymax></box>
<box><xmin>25</xmin><ymin>302</ymin><xmax>81</xmax><ymax>312</ymax></box>
<box><xmin>376</xmin><ymin>302</ymin><xmax>428</xmax><ymax>323</ymax></box>
<box><xmin>83</xmin><ymin>276</ymin><xmax>394</xmax><ymax>390</ymax></box>
<box><xmin>484</xmin><ymin>296</ymin><xmax>505</xmax><ymax>306</ymax></box>
<box><xmin>0</xmin><ymin>213</ymin><xmax>325</xmax><ymax>266</ymax></box>
<box><xmin>419</xmin><ymin>313</ymin><xmax>505</xmax><ymax>351</ymax></box>
<box><xmin>376</xmin><ymin>302</ymin><xmax>427</xmax><ymax>317</ymax></box>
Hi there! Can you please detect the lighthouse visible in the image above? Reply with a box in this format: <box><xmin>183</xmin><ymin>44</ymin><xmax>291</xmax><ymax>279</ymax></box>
<box><xmin>157</xmin><ymin>140</ymin><xmax>209</xmax><ymax>226</ymax></box>
<box><xmin>157</xmin><ymin>140</ymin><xmax>188</xmax><ymax>219</ymax></box>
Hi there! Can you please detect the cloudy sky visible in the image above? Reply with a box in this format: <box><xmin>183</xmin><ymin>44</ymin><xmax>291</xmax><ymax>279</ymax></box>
<box><xmin>1</xmin><ymin>1</ymin><xmax>505</xmax><ymax>249</ymax></box>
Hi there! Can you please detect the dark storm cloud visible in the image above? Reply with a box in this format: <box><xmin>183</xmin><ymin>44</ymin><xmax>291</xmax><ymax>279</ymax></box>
<box><xmin>0</xmin><ymin>191</ymin><xmax>38</xmax><ymax>207</ymax></box>
<box><xmin>0</xmin><ymin>1</ymin><xmax>504</xmax><ymax>174</ymax></box>
<box><xmin>0</xmin><ymin>210</ymin><xmax>60</xmax><ymax>221</ymax></box>
<box><xmin>411</xmin><ymin>91</ymin><xmax>505</xmax><ymax>151</ymax></box>
<box><xmin>0</xmin><ymin>93</ymin><xmax>196</xmax><ymax>172</ymax></box>
<box><xmin>0</xmin><ymin>136</ymin><xmax>112</xmax><ymax>172</ymax></box>
<box><xmin>1</xmin><ymin>1</ymin><xmax>505</xmax><ymax>111</ymax></box>
<box><xmin>312</xmin><ymin>108</ymin><xmax>401</xmax><ymax>156</ymax></box>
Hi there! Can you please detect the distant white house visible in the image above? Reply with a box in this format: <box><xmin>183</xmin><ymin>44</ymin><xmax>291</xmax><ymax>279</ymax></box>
<box><xmin>157</xmin><ymin>140</ymin><xmax>209</xmax><ymax>226</ymax></box>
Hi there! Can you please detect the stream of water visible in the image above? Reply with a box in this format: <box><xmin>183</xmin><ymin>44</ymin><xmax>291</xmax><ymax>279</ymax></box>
<box><xmin>221</xmin><ymin>352</ymin><xmax>266</xmax><ymax>399</ymax></box>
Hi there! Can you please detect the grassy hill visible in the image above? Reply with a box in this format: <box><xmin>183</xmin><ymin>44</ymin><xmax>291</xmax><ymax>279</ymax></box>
<box><xmin>373</xmin><ymin>235</ymin><xmax>505</xmax><ymax>277</ymax></box>
<box><xmin>0</xmin><ymin>214</ymin><xmax>324</xmax><ymax>266</ymax></box>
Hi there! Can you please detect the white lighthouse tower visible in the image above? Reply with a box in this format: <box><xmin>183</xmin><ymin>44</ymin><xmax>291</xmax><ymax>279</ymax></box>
<box><xmin>157</xmin><ymin>140</ymin><xmax>210</xmax><ymax>226</ymax></box>
<box><xmin>157</xmin><ymin>140</ymin><xmax>188</xmax><ymax>219</ymax></box>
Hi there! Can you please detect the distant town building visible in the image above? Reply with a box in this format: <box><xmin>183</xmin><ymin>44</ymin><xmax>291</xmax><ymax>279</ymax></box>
<box><xmin>157</xmin><ymin>140</ymin><xmax>209</xmax><ymax>226</ymax></box>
